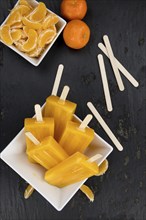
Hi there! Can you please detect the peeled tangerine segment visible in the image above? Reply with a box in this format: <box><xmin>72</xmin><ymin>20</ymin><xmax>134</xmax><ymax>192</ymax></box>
<box><xmin>6</xmin><ymin>11</ymin><xmax>21</xmax><ymax>26</ymax></box>
<box><xmin>42</xmin><ymin>14</ymin><xmax>59</xmax><ymax>29</ymax></box>
<box><xmin>28</xmin><ymin>46</ymin><xmax>43</xmax><ymax>58</ymax></box>
<box><xmin>28</xmin><ymin>136</ymin><xmax>68</xmax><ymax>169</ymax></box>
<box><xmin>38</xmin><ymin>29</ymin><xmax>56</xmax><ymax>47</ymax></box>
<box><xmin>11</xmin><ymin>22</ymin><xmax>23</xmax><ymax>29</ymax></box>
<box><xmin>29</xmin><ymin>2</ymin><xmax>47</xmax><ymax>22</ymax></box>
<box><xmin>45</xmin><ymin>152</ymin><xmax>99</xmax><ymax>187</ymax></box>
<box><xmin>21</xmin><ymin>29</ymin><xmax>37</xmax><ymax>52</ymax></box>
<box><xmin>44</xmin><ymin>95</ymin><xmax>77</xmax><ymax>141</ymax></box>
<box><xmin>11</xmin><ymin>29</ymin><xmax>22</xmax><ymax>41</ymax></box>
<box><xmin>24</xmin><ymin>117</ymin><xmax>54</xmax><ymax>162</ymax></box>
<box><xmin>80</xmin><ymin>184</ymin><xmax>94</xmax><ymax>202</ymax></box>
<box><xmin>19</xmin><ymin>0</ymin><xmax>32</xmax><ymax>9</ymax></box>
<box><xmin>0</xmin><ymin>25</ymin><xmax>13</xmax><ymax>45</ymax></box>
<box><xmin>13</xmin><ymin>5</ymin><xmax>31</xmax><ymax>16</ymax></box>
<box><xmin>59</xmin><ymin>121</ymin><xmax>94</xmax><ymax>155</ymax></box>
<box><xmin>22</xmin><ymin>17</ymin><xmax>42</xmax><ymax>30</ymax></box>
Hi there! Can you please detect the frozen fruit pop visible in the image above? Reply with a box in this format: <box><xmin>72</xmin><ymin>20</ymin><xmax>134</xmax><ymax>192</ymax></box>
<box><xmin>25</xmin><ymin>104</ymin><xmax>54</xmax><ymax>160</ymax></box>
<box><xmin>44</xmin><ymin>91</ymin><xmax>77</xmax><ymax>141</ymax></box>
<box><xmin>45</xmin><ymin>152</ymin><xmax>102</xmax><ymax>187</ymax></box>
<box><xmin>59</xmin><ymin>114</ymin><xmax>94</xmax><ymax>155</ymax></box>
<box><xmin>26</xmin><ymin>132</ymin><xmax>68</xmax><ymax>169</ymax></box>
<box><xmin>44</xmin><ymin>64</ymin><xmax>77</xmax><ymax>141</ymax></box>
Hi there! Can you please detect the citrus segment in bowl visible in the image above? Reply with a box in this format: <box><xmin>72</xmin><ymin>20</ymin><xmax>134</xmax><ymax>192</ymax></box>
<box><xmin>6</xmin><ymin>11</ymin><xmax>22</xmax><ymax>26</ymax></box>
<box><xmin>21</xmin><ymin>29</ymin><xmax>38</xmax><ymax>52</ymax></box>
<box><xmin>19</xmin><ymin>0</ymin><xmax>32</xmax><ymax>9</ymax></box>
<box><xmin>0</xmin><ymin>25</ymin><xmax>13</xmax><ymax>45</ymax></box>
<box><xmin>13</xmin><ymin>5</ymin><xmax>31</xmax><ymax>16</ymax></box>
<box><xmin>11</xmin><ymin>29</ymin><xmax>22</xmax><ymax>41</ymax></box>
<box><xmin>11</xmin><ymin>22</ymin><xmax>23</xmax><ymax>29</ymax></box>
<box><xmin>42</xmin><ymin>14</ymin><xmax>59</xmax><ymax>29</ymax></box>
<box><xmin>28</xmin><ymin>46</ymin><xmax>44</xmax><ymax>58</ymax></box>
<box><xmin>22</xmin><ymin>17</ymin><xmax>42</xmax><ymax>30</ymax></box>
<box><xmin>38</xmin><ymin>29</ymin><xmax>56</xmax><ymax>47</ymax></box>
<box><xmin>28</xmin><ymin>2</ymin><xmax>47</xmax><ymax>22</ymax></box>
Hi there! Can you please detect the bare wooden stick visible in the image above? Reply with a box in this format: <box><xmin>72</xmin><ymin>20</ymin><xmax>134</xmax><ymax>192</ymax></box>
<box><xmin>97</xmin><ymin>54</ymin><xmax>113</xmax><ymax>112</ymax></box>
<box><xmin>51</xmin><ymin>64</ymin><xmax>64</xmax><ymax>96</ymax></box>
<box><xmin>79</xmin><ymin>114</ymin><xmax>93</xmax><ymax>129</ymax></box>
<box><xmin>87</xmin><ymin>154</ymin><xmax>102</xmax><ymax>163</ymax></box>
<box><xmin>103</xmin><ymin>35</ymin><xmax>125</xmax><ymax>91</ymax></box>
<box><xmin>60</xmin><ymin>85</ymin><xmax>70</xmax><ymax>101</ymax></box>
<box><xmin>98</xmin><ymin>43</ymin><xmax>139</xmax><ymax>87</ymax></box>
<box><xmin>34</xmin><ymin>104</ymin><xmax>43</xmax><ymax>122</ymax></box>
<box><xmin>87</xmin><ymin>102</ymin><xmax>123</xmax><ymax>151</ymax></box>
<box><xmin>25</xmin><ymin>132</ymin><xmax>40</xmax><ymax>145</ymax></box>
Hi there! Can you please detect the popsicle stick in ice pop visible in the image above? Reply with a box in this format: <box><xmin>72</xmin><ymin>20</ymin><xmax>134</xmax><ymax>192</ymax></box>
<box><xmin>103</xmin><ymin>35</ymin><xmax>125</xmax><ymax>91</ymax></box>
<box><xmin>45</xmin><ymin>152</ymin><xmax>102</xmax><ymax>187</ymax></box>
<box><xmin>25</xmin><ymin>105</ymin><xmax>54</xmax><ymax>160</ymax></box>
<box><xmin>34</xmin><ymin>104</ymin><xmax>43</xmax><ymax>122</ymax></box>
<box><xmin>51</xmin><ymin>64</ymin><xmax>64</xmax><ymax>96</ymax></box>
<box><xmin>87</xmin><ymin>102</ymin><xmax>123</xmax><ymax>151</ymax></box>
<box><xmin>25</xmin><ymin>132</ymin><xmax>40</xmax><ymax>145</ymax></box>
<box><xmin>26</xmin><ymin>132</ymin><xmax>68</xmax><ymax>169</ymax></box>
<box><xmin>59</xmin><ymin>85</ymin><xmax>70</xmax><ymax>101</ymax></box>
<box><xmin>44</xmin><ymin>85</ymin><xmax>77</xmax><ymax>141</ymax></box>
<box><xmin>98</xmin><ymin>43</ymin><xmax>139</xmax><ymax>87</ymax></box>
<box><xmin>97</xmin><ymin>54</ymin><xmax>113</xmax><ymax>112</ymax></box>
<box><xmin>59</xmin><ymin>114</ymin><xmax>94</xmax><ymax>155</ymax></box>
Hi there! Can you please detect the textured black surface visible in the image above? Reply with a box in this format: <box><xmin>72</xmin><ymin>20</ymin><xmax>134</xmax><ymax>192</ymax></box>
<box><xmin>0</xmin><ymin>0</ymin><xmax>146</xmax><ymax>219</ymax></box>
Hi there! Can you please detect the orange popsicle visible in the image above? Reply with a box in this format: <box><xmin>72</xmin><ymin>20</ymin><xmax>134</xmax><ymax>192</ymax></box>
<box><xmin>26</xmin><ymin>132</ymin><xmax>68</xmax><ymax>169</ymax></box>
<box><xmin>24</xmin><ymin>104</ymin><xmax>54</xmax><ymax>160</ymax></box>
<box><xmin>44</xmin><ymin>92</ymin><xmax>77</xmax><ymax>141</ymax></box>
<box><xmin>45</xmin><ymin>152</ymin><xmax>100</xmax><ymax>187</ymax></box>
<box><xmin>59</xmin><ymin>115</ymin><xmax>94</xmax><ymax>155</ymax></box>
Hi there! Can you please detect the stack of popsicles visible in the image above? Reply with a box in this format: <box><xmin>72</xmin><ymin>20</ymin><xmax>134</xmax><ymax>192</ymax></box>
<box><xmin>24</xmin><ymin>64</ymin><xmax>101</xmax><ymax>188</ymax></box>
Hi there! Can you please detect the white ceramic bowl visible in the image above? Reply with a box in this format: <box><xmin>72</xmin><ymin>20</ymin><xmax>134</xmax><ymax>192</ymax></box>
<box><xmin>1</xmin><ymin>104</ymin><xmax>113</xmax><ymax>211</ymax></box>
<box><xmin>0</xmin><ymin>0</ymin><xmax>66</xmax><ymax>66</ymax></box>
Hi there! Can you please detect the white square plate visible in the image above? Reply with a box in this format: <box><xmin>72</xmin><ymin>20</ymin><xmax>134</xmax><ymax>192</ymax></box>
<box><xmin>1</xmin><ymin>106</ymin><xmax>113</xmax><ymax>211</ymax></box>
<box><xmin>0</xmin><ymin>0</ymin><xmax>66</xmax><ymax>66</ymax></box>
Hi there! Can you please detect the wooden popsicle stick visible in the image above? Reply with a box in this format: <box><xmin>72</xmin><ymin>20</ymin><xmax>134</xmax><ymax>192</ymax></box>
<box><xmin>24</xmin><ymin>185</ymin><xmax>35</xmax><ymax>199</ymax></box>
<box><xmin>51</xmin><ymin>64</ymin><xmax>64</xmax><ymax>96</ymax></box>
<box><xmin>87</xmin><ymin>102</ymin><xmax>123</xmax><ymax>151</ymax></box>
<box><xmin>98</xmin><ymin>43</ymin><xmax>139</xmax><ymax>87</ymax></box>
<box><xmin>60</xmin><ymin>85</ymin><xmax>70</xmax><ymax>101</ymax></box>
<box><xmin>25</xmin><ymin>132</ymin><xmax>40</xmax><ymax>145</ymax></box>
<box><xmin>34</xmin><ymin>104</ymin><xmax>43</xmax><ymax>122</ymax></box>
<box><xmin>87</xmin><ymin>154</ymin><xmax>102</xmax><ymax>163</ymax></box>
<box><xmin>103</xmin><ymin>35</ymin><xmax>125</xmax><ymax>91</ymax></box>
<box><xmin>79</xmin><ymin>114</ymin><xmax>93</xmax><ymax>129</ymax></box>
<box><xmin>97</xmin><ymin>54</ymin><xmax>113</xmax><ymax>112</ymax></box>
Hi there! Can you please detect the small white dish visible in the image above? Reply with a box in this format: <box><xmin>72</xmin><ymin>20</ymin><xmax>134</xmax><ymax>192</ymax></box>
<box><xmin>1</xmin><ymin>105</ymin><xmax>113</xmax><ymax>211</ymax></box>
<box><xmin>0</xmin><ymin>0</ymin><xmax>66</xmax><ymax>66</ymax></box>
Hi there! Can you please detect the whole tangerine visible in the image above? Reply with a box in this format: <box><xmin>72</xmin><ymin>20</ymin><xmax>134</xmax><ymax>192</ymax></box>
<box><xmin>61</xmin><ymin>0</ymin><xmax>87</xmax><ymax>20</ymax></box>
<box><xmin>63</xmin><ymin>20</ymin><xmax>90</xmax><ymax>49</ymax></box>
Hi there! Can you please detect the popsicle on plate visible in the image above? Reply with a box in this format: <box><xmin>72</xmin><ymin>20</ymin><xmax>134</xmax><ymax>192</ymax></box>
<box><xmin>44</xmin><ymin>87</ymin><xmax>77</xmax><ymax>141</ymax></box>
<box><xmin>26</xmin><ymin>132</ymin><xmax>68</xmax><ymax>169</ymax></box>
<box><xmin>45</xmin><ymin>152</ymin><xmax>99</xmax><ymax>187</ymax></box>
<box><xmin>24</xmin><ymin>104</ymin><xmax>54</xmax><ymax>160</ymax></box>
<box><xmin>59</xmin><ymin>114</ymin><xmax>94</xmax><ymax>155</ymax></box>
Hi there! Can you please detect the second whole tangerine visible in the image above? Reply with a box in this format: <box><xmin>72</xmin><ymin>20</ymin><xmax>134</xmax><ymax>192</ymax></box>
<box><xmin>63</xmin><ymin>20</ymin><xmax>90</xmax><ymax>49</ymax></box>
